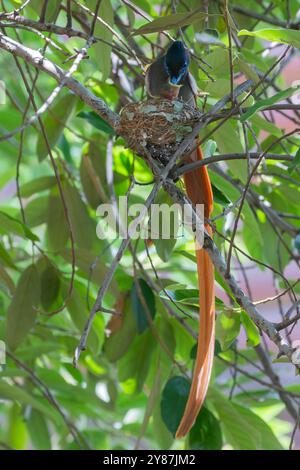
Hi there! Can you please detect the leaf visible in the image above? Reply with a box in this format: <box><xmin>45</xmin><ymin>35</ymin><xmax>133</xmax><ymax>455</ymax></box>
<box><xmin>40</xmin><ymin>263</ymin><xmax>60</xmax><ymax>311</ymax></box>
<box><xmin>288</xmin><ymin>147</ymin><xmax>300</xmax><ymax>174</ymax></box>
<box><xmin>216</xmin><ymin>311</ymin><xmax>240</xmax><ymax>350</ymax></box>
<box><xmin>213</xmin><ymin>120</ymin><xmax>247</xmax><ymax>182</ymax></box>
<box><xmin>195</xmin><ymin>31</ymin><xmax>225</xmax><ymax>47</ymax></box>
<box><xmin>77</xmin><ymin>111</ymin><xmax>114</xmax><ymax>135</ymax></box>
<box><xmin>118</xmin><ymin>329</ymin><xmax>157</xmax><ymax>393</ymax></box>
<box><xmin>251</xmin><ymin>114</ymin><xmax>282</xmax><ymax>138</ymax></box>
<box><xmin>0</xmin><ymin>211</ymin><xmax>39</xmax><ymax>242</ymax></box>
<box><xmin>36</xmin><ymin>93</ymin><xmax>77</xmax><ymax>162</ymax></box>
<box><xmin>208</xmin><ymin>388</ymin><xmax>258</xmax><ymax>449</ymax></box>
<box><xmin>64</xmin><ymin>281</ymin><xmax>104</xmax><ymax>356</ymax></box>
<box><xmin>64</xmin><ymin>182</ymin><xmax>96</xmax><ymax>250</ymax></box>
<box><xmin>212</xmin><ymin>184</ymin><xmax>230</xmax><ymax>206</ymax></box>
<box><xmin>29</xmin><ymin>0</ymin><xmax>60</xmax><ymax>22</ymax></box>
<box><xmin>203</xmin><ymin>139</ymin><xmax>217</xmax><ymax>158</ymax></box>
<box><xmin>104</xmin><ymin>295</ymin><xmax>137</xmax><ymax>362</ymax></box>
<box><xmin>295</xmin><ymin>233</ymin><xmax>300</xmax><ymax>254</ymax></box>
<box><xmin>46</xmin><ymin>193</ymin><xmax>69</xmax><ymax>251</ymax></box>
<box><xmin>6</xmin><ymin>265</ymin><xmax>40</xmax><ymax>350</ymax></box>
<box><xmin>0</xmin><ymin>382</ymin><xmax>52</xmax><ymax>418</ymax></box>
<box><xmin>0</xmin><ymin>241</ymin><xmax>17</xmax><ymax>269</ymax></box>
<box><xmin>160</xmin><ymin>376</ymin><xmax>190</xmax><ymax>436</ymax></box>
<box><xmin>131</xmin><ymin>279</ymin><xmax>156</xmax><ymax>334</ymax></box>
<box><xmin>189</xmin><ymin>407</ymin><xmax>223</xmax><ymax>449</ymax></box>
<box><xmin>20</xmin><ymin>176</ymin><xmax>57</xmax><ymax>197</ymax></box>
<box><xmin>161</xmin><ymin>287</ymin><xmax>199</xmax><ymax>306</ymax></box>
<box><xmin>25</xmin><ymin>196</ymin><xmax>48</xmax><ymax>228</ymax></box>
<box><xmin>87</xmin><ymin>0</ymin><xmax>113</xmax><ymax>80</ymax></box>
<box><xmin>0</xmin><ymin>266</ymin><xmax>15</xmax><ymax>295</ymax></box>
<box><xmin>233</xmin><ymin>403</ymin><xmax>284</xmax><ymax>450</ymax></box>
<box><xmin>152</xmin><ymin>190</ymin><xmax>179</xmax><ymax>262</ymax></box>
<box><xmin>26</xmin><ymin>409</ymin><xmax>51</xmax><ymax>450</ymax></box>
<box><xmin>242</xmin><ymin>202</ymin><xmax>264</xmax><ymax>261</ymax></box>
<box><xmin>241</xmin><ymin>87</ymin><xmax>300</xmax><ymax>122</ymax></box>
<box><xmin>238</xmin><ymin>28</ymin><xmax>300</xmax><ymax>50</ymax></box>
<box><xmin>152</xmin><ymin>401</ymin><xmax>173</xmax><ymax>449</ymax></box>
<box><xmin>204</xmin><ymin>79</ymin><xmax>231</xmax><ymax>99</ymax></box>
<box><xmin>237</xmin><ymin>58</ymin><xmax>260</xmax><ymax>84</ymax></box>
<box><xmin>7</xmin><ymin>403</ymin><xmax>27</xmax><ymax>450</ymax></box>
<box><xmin>240</xmin><ymin>311</ymin><xmax>260</xmax><ymax>347</ymax></box>
<box><xmin>134</xmin><ymin>10</ymin><xmax>208</xmax><ymax>35</ymax></box>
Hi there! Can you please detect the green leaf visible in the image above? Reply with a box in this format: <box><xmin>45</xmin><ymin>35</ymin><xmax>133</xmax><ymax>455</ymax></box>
<box><xmin>216</xmin><ymin>311</ymin><xmax>240</xmax><ymax>350</ymax></box>
<box><xmin>208</xmin><ymin>389</ymin><xmax>258</xmax><ymax>449</ymax></box>
<box><xmin>131</xmin><ymin>279</ymin><xmax>156</xmax><ymax>334</ymax></box>
<box><xmin>20</xmin><ymin>176</ymin><xmax>57</xmax><ymax>197</ymax></box>
<box><xmin>134</xmin><ymin>10</ymin><xmax>209</xmax><ymax>35</ymax></box>
<box><xmin>6</xmin><ymin>265</ymin><xmax>40</xmax><ymax>350</ymax></box>
<box><xmin>160</xmin><ymin>376</ymin><xmax>190</xmax><ymax>436</ymax></box>
<box><xmin>152</xmin><ymin>401</ymin><xmax>173</xmax><ymax>449</ymax></box>
<box><xmin>237</xmin><ymin>58</ymin><xmax>260</xmax><ymax>84</ymax></box>
<box><xmin>161</xmin><ymin>287</ymin><xmax>199</xmax><ymax>306</ymax></box>
<box><xmin>189</xmin><ymin>407</ymin><xmax>223</xmax><ymax>449</ymax></box>
<box><xmin>251</xmin><ymin>114</ymin><xmax>282</xmax><ymax>138</ymax></box>
<box><xmin>40</xmin><ymin>262</ymin><xmax>60</xmax><ymax>311</ymax></box>
<box><xmin>213</xmin><ymin>120</ymin><xmax>247</xmax><ymax>182</ymax></box>
<box><xmin>195</xmin><ymin>30</ymin><xmax>225</xmax><ymax>47</ymax></box>
<box><xmin>77</xmin><ymin>111</ymin><xmax>114</xmax><ymax>135</ymax></box>
<box><xmin>0</xmin><ymin>241</ymin><xmax>17</xmax><ymax>269</ymax></box>
<box><xmin>86</xmin><ymin>0</ymin><xmax>113</xmax><ymax>80</ymax></box>
<box><xmin>104</xmin><ymin>295</ymin><xmax>137</xmax><ymax>362</ymax></box>
<box><xmin>242</xmin><ymin>203</ymin><xmax>264</xmax><ymax>261</ymax></box>
<box><xmin>212</xmin><ymin>184</ymin><xmax>230</xmax><ymax>206</ymax></box>
<box><xmin>64</xmin><ymin>281</ymin><xmax>103</xmax><ymax>356</ymax></box>
<box><xmin>64</xmin><ymin>182</ymin><xmax>96</xmax><ymax>250</ymax></box>
<box><xmin>0</xmin><ymin>265</ymin><xmax>15</xmax><ymax>295</ymax></box>
<box><xmin>29</xmin><ymin>0</ymin><xmax>60</xmax><ymax>22</ymax></box>
<box><xmin>118</xmin><ymin>329</ymin><xmax>157</xmax><ymax>393</ymax></box>
<box><xmin>240</xmin><ymin>311</ymin><xmax>260</xmax><ymax>347</ymax></box>
<box><xmin>36</xmin><ymin>93</ymin><xmax>77</xmax><ymax>162</ymax></box>
<box><xmin>241</xmin><ymin>87</ymin><xmax>300</xmax><ymax>122</ymax></box>
<box><xmin>238</xmin><ymin>28</ymin><xmax>300</xmax><ymax>50</ymax></box>
<box><xmin>0</xmin><ymin>211</ymin><xmax>39</xmax><ymax>242</ymax></box>
<box><xmin>287</xmin><ymin>147</ymin><xmax>300</xmax><ymax>174</ymax></box>
<box><xmin>7</xmin><ymin>403</ymin><xmax>27</xmax><ymax>450</ymax></box>
<box><xmin>152</xmin><ymin>190</ymin><xmax>179</xmax><ymax>262</ymax></box>
<box><xmin>46</xmin><ymin>193</ymin><xmax>69</xmax><ymax>251</ymax></box>
<box><xmin>294</xmin><ymin>233</ymin><xmax>300</xmax><ymax>254</ymax></box>
<box><xmin>26</xmin><ymin>410</ymin><xmax>51</xmax><ymax>450</ymax></box>
<box><xmin>25</xmin><ymin>196</ymin><xmax>48</xmax><ymax>228</ymax></box>
<box><xmin>0</xmin><ymin>382</ymin><xmax>53</xmax><ymax>419</ymax></box>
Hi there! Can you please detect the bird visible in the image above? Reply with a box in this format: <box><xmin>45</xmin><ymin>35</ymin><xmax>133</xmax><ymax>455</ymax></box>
<box><xmin>145</xmin><ymin>40</ymin><xmax>215</xmax><ymax>438</ymax></box>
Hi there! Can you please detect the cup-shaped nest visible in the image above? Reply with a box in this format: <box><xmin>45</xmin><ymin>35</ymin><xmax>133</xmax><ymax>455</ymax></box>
<box><xmin>117</xmin><ymin>99</ymin><xmax>201</xmax><ymax>158</ymax></box>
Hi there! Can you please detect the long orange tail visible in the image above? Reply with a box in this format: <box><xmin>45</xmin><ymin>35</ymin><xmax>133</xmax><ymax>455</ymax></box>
<box><xmin>176</xmin><ymin>145</ymin><xmax>215</xmax><ymax>438</ymax></box>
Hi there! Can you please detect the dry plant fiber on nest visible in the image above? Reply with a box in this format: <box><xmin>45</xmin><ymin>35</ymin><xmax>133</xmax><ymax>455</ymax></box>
<box><xmin>117</xmin><ymin>99</ymin><xmax>202</xmax><ymax>154</ymax></box>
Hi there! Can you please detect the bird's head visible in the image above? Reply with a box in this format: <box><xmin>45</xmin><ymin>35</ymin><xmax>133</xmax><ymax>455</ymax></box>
<box><xmin>164</xmin><ymin>41</ymin><xmax>190</xmax><ymax>87</ymax></box>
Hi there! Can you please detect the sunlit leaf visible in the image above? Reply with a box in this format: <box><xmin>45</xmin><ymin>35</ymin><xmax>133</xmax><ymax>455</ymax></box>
<box><xmin>238</xmin><ymin>28</ymin><xmax>300</xmax><ymax>50</ymax></box>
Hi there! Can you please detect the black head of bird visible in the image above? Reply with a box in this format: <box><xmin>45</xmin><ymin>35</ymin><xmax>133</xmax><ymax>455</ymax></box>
<box><xmin>164</xmin><ymin>41</ymin><xmax>190</xmax><ymax>86</ymax></box>
<box><xmin>145</xmin><ymin>40</ymin><xmax>192</xmax><ymax>100</ymax></box>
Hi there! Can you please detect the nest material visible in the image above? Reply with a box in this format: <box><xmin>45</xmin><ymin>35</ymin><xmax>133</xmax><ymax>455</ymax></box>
<box><xmin>116</xmin><ymin>99</ymin><xmax>201</xmax><ymax>161</ymax></box>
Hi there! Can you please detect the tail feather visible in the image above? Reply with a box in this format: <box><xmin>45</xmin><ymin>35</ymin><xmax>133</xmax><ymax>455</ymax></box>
<box><xmin>176</xmin><ymin>145</ymin><xmax>215</xmax><ymax>438</ymax></box>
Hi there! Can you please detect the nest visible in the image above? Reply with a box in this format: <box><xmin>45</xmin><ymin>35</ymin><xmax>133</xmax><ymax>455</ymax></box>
<box><xmin>116</xmin><ymin>99</ymin><xmax>201</xmax><ymax>162</ymax></box>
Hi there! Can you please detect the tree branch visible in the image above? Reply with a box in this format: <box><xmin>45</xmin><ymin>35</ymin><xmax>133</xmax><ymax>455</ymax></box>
<box><xmin>0</xmin><ymin>32</ymin><xmax>119</xmax><ymax>128</ymax></box>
